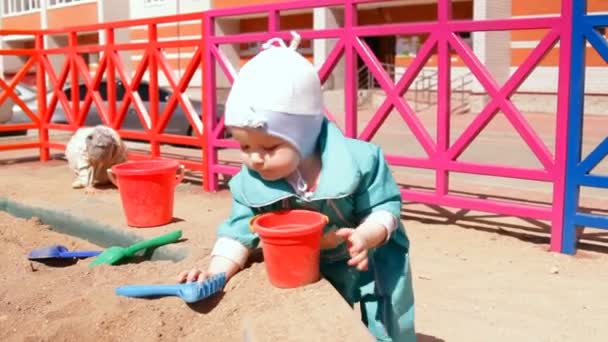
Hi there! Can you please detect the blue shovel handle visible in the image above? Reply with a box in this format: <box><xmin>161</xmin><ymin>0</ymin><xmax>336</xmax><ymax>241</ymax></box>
<box><xmin>58</xmin><ymin>250</ymin><xmax>102</xmax><ymax>258</ymax></box>
<box><xmin>116</xmin><ymin>284</ymin><xmax>183</xmax><ymax>298</ymax></box>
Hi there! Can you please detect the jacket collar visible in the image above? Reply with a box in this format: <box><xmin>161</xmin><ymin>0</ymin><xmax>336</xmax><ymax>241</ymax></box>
<box><xmin>236</xmin><ymin>119</ymin><xmax>360</xmax><ymax>207</ymax></box>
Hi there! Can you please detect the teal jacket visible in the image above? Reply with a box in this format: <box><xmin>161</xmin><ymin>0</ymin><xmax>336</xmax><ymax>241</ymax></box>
<box><xmin>218</xmin><ymin>119</ymin><xmax>409</xmax><ymax>262</ymax></box>
<box><xmin>218</xmin><ymin>119</ymin><xmax>416</xmax><ymax>340</ymax></box>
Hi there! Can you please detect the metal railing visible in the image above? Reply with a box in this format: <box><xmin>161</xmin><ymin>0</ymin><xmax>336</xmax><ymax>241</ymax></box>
<box><xmin>359</xmin><ymin>63</ymin><xmax>472</xmax><ymax>114</ymax></box>
<box><xmin>450</xmin><ymin>72</ymin><xmax>473</xmax><ymax>114</ymax></box>
<box><xmin>412</xmin><ymin>69</ymin><xmax>438</xmax><ymax>111</ymax></box>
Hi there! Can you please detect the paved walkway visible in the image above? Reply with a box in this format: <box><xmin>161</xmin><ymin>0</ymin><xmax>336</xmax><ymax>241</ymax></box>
<box><xmin>2</xmin><ymin>107</ymin><xmax>607</xmax><ymax>210</ymax></box>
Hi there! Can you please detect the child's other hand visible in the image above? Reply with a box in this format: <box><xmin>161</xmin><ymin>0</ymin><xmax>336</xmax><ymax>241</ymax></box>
<box><xmin>335</xmin><ymin>228</ymin><xmax>369</xmax><ymax>271</ymax></box>
<box><xmin>336</xmin><ymin>223</ymin><xmax>388</xmax><ymax>271</ymax></box>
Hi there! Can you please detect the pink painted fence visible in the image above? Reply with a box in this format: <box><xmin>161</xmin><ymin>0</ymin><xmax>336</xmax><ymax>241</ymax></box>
<box><xmin>202</xmin><ymin>0</ymin><xmax>572</xmax><ymax>252</ymax></box>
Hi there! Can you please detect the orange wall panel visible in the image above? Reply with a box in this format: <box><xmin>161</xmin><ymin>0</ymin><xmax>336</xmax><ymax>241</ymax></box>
<box><xmin>164</xmin><ymin>58</ymin><xmax>181</xmax><ymax>70</ymax></box>
<box><xmin>588</xmin><ymin>0</ymin><xmax>608</xmax><ymax>12</ymax></box>
<box><xmin>160</xmin><ymin>47</ymin><xmax>197</xmax><ymax>55</ymax></box>
<box><xmin>511</xmin><ymin>29</ymin><xmax>553</xmax><ymax>42</ymax></box>
<box><xmin>1</xmin><ymin>13</ymin><xmax>41</xmax><ymax>30</ymax></box>
<box><xmin>511</xmin><ymin>47</ymin><xmax>606</xmax><ymax>67</ymax></box>
<box><xmin>213</xmin><ymin>0</ymin><xmax>292</xmax><ymax>9</ymax></box>
<box><xmin>179</xmin><ymin>23</ymin><xmax>203</xmax><ymax>37</ymax></box>
<box><xmin>130</xmin><ymin>24</ymin><xmax>201</xmax><ymax>41</ymax></box>
<box><xmin>130</xmin><ymin>26</ymin><xmax>179</xmax><ymax>41</ymax></box>
<box><xmin>512</xmin><ymin>0</ymin><xmax>560</xmax><ymax>16</ymax></box>
<box><xmin>130</xmin><ymin>28</ymin><xmax>147</xmax><ymax>41</ymax></box>
<box><xmin>47</xmin><ymin>3</ymin><xmax>98</xmax><ymax>29</ymax></box>
<box><xmin>512</xmin><ymin>47</ymin><xmax>559</xmax><ymax>66</ymax></box>
<box><xmin>132</xmin><ymin>56</ymin><xmax>181</xmax><ymax>70</ymax></box>
<box><xmin>512</xmin><ymin>0</ymin><xmax>608</xmax><ymax>16</ymax></box>
<box><xmin>581</xmin><ymin>46</ymin><xmax>608</xmax><ymax>67</ymax></box>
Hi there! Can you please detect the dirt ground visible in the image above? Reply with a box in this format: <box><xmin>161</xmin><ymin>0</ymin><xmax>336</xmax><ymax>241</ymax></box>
<box><xmin>0</xmin><ymin>157</ymin><xmax>607</xmax><ymax>341</ymax></box>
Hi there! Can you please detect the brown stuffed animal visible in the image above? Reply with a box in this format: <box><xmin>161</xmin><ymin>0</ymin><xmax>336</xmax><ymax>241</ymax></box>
<box><xmin>65</xmin><ymin>125</ymin><xmax>127</xmax><ymax>191</ymax></box>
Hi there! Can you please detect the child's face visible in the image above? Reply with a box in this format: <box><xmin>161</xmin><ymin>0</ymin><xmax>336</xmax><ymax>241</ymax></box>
<box><xmin>230</xmin><ymin>127</ymin><xmax>300</xmax><ymax>181</ymax></box>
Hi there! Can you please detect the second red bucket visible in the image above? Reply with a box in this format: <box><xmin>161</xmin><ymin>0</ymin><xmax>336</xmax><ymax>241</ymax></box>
<box><xmin>251</xmin><ymin>209</ymin><xmax>327</xmax><ymax>289</ymax></box>
<box><xmin>108</xmin><ymin>159</ymin><xmax>185</xmax><ymax>228</ymax></box>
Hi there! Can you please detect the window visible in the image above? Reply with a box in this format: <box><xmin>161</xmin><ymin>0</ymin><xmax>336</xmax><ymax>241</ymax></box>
<box><xmin>2</xmin><ymin>0</ymin><xmax>41</xmax><ymax>16</ymax></box>
<box><xmin>144</xmin><ymin>0</ymin><xmax>166</xmax><ymax>7</ymax></box>
<box><xmin>48</xmin><ymin>0</ymin><xmax>86</xmax><ymax>7</ymax></box>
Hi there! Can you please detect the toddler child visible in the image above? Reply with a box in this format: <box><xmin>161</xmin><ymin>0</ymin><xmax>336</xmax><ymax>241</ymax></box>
<box><xmin>178</xmin><ymin>34</ymin><xmax>415</xmax><ymax>341</ymax></box>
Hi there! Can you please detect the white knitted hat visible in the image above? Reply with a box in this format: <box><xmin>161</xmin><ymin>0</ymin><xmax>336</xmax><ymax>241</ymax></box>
<box><xmin>224</xmin><ymin>32</ymin><xmax>324</xmax><ymax>158</ymax></box>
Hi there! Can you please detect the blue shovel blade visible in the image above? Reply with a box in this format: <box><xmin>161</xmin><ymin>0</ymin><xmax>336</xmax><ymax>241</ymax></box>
<box><xmin>115</xmin><ymin>273</ymin><xmax>226</xmax><ymax>303</ymax></box>
<box><xmin>28</xmin><ymin>245</ymin><xmax>101</xmax><ymax>260</ymax></box>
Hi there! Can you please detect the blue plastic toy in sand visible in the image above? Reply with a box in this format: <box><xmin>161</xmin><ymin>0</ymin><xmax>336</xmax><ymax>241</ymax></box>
<box><xmin>28</xmin><ymin>245</ymin><xmax>101</xmax><ymax>260</ymax></box>
<box><xmin>115</xmin><ymin>273</ymin><xmax>226</xmax><ymax>303</ymax></box>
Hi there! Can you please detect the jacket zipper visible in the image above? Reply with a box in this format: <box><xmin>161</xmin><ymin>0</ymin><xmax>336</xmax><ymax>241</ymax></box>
<box><xmin>327</xmin><ymin>199</ymin><xmax>354</xmax><ymax>227</ymax></box>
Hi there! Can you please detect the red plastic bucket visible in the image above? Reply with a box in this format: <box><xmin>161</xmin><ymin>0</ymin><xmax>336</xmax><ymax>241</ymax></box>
<box><xmin>108</xmin><ymin>159</ymin><xmax>185</xmax><ymax>228</ymax></box>
<box><xmin>251</xmin><ymin>210</ymin><xmax>327</xmax><ymax>288</ymax></box>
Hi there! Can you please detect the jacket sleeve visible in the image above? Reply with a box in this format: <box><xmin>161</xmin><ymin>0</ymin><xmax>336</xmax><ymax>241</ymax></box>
<box><xmin>216</xmin><ymin>189</ymin><xmax>260</xmax><ymax>250</ymax></box>
<box><xmin>353</xmin><ymin>145</ymin><xmax>402</xmax><ymax>225</ymax></box>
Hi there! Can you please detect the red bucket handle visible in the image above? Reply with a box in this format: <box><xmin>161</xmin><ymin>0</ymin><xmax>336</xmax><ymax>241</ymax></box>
<box><xmin>175</xmin><ymin>164</ymin><xmax>186</xmax><ymax>186</ymax></box>
<box><xmin>107</xmin><ymin>168</ymin><xmax>118</xmax><ymax>187</ymax></box>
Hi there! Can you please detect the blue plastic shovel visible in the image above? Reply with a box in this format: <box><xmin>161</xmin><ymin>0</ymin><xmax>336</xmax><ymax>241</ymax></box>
<box><xmin>115</xmin><ymin>273</ymin><xmax>226</xmax><ymax>303</ymax></box>
<box><xmin>28</xmin><ymin>244</ymin><xmax>101</xmax><ymax>260</ymax></box>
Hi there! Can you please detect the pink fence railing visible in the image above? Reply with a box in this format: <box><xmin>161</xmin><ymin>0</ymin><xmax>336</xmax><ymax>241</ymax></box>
<box><xmin>202</xmin><ymin>0</ymin><xmax>573</xmax><ymax>252</ymax></box>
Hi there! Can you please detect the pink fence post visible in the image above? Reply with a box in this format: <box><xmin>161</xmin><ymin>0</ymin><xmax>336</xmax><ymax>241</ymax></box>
<box><xmin>203</xmin><ymin>13</ymin><xmax>219</xmax><ymax>192</ymax></box>
<box><xmin>344</xmin><ymin>0</ymin><xmax>358</xmax><ymax>138</ymax></box>
<box><xmin>269</xmin><ymin>9</ymin><xmax>280</xmax><ymax>32</ymax></box>
<box><xmin>436</xmin><ymin>0</ymin><xmax>452</xmax><ymax>195</ymax></box>
<box><xmin>551</xmin><ymin>0</ymin><xmax>574</xmax><ymax>252</ymax></box>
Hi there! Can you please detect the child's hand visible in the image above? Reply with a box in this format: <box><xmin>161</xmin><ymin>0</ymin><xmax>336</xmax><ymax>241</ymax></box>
<box><xmin>177</xmin><ymin>268</ymin><xmax>213</xmax><ymax>284</ymax></box>
<box><xmin>335</xmin><ymin>228</ymin><xmax>369</xmax><ymax>271</ymax></box>
<box><xmin>177</xmin><ymin>256</ymin><xmax>240</xmax><ymax>284</ymax></box>
<box><xmin>335</xmin><ymin>223</ymin><xmax>388</xmax><ymax>271</ymax></box>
